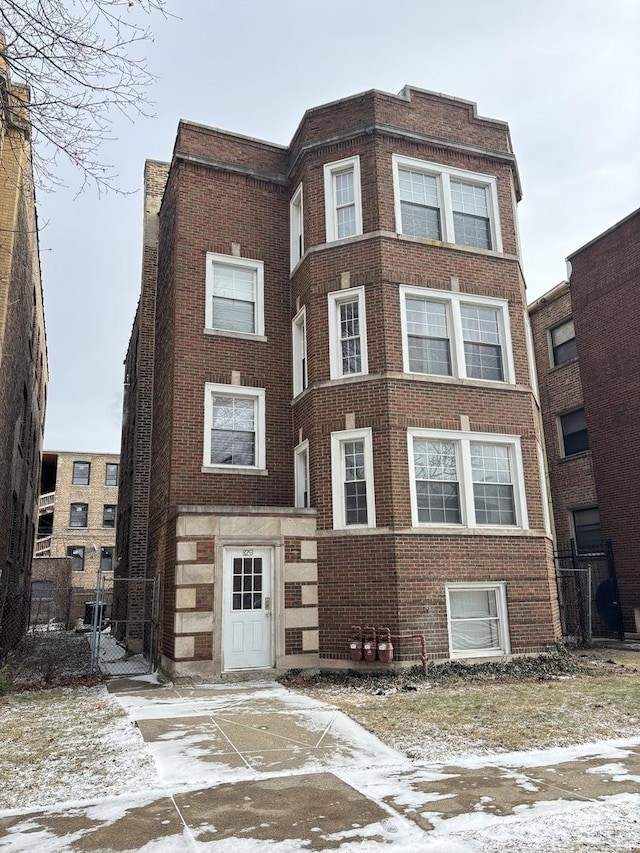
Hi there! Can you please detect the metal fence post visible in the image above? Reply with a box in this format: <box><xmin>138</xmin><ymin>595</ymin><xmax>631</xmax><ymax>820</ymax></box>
<box><xmin>90</xmin><ymin>564</ymin><xmax>103</xmax><ymax>674</ymax></box>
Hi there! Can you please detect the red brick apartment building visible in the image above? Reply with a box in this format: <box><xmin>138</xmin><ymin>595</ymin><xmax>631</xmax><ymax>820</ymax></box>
<box><xmin>530</xmin><ymin>209</ymin><xmax>640</xmax><ymax>638</ymax></box>
<box><xmin>118</xmin><ymin>86</ymin><xmax>561</xmax><ymax>678</ymax></box>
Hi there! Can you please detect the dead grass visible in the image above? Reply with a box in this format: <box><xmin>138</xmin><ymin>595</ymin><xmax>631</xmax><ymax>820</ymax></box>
<box><xmin>290</xmin><ymin>647</ymin><xmax>640</xmax><ymax>761</ymax></box>
<box><xmin>0</xmin><ymin>686</ymin><xmax>156</xmax><ymax>810</ymax></box>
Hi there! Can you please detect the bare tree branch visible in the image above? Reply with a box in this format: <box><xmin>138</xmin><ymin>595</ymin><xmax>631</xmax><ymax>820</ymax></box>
<box><xmin>0</xmin><ymin>0</ymin><xmax>168</xmax><ymax>193</ymax></box>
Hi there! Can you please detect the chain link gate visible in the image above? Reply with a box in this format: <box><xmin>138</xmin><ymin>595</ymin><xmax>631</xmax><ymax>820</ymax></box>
<box><xmin>554</xmin><ymin>539</ymin><xmax>623</xmax><ymax>643</ymax></box>
<box><xmin>88</xmin><ymin>568</ymin><xmax>160</xmax><ymax>677</ymax></box>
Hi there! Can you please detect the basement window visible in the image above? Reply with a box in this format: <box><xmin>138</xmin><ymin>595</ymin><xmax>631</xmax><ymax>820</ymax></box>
<box><xmin>446</xmin><ymin>583</ymin><xmax>510</xmax><ymax>658</ymax></box>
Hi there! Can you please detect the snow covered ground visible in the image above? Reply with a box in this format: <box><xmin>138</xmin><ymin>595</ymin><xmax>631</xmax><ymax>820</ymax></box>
<box><xmin>2</xmin><ymin>681</ymin><xmax>640</xmax><ymax>851</ymax></box>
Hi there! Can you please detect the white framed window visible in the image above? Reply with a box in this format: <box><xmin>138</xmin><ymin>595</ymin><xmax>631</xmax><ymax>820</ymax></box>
<box><xmin>290</xmin><ymin>183</ymin><xmax>304</xmax><ymax>270</ymax></box>
<box><xmin>400</xmin><ymin>286</ymin><xmax>514</xmax><ymax>384</ymax></box>
<box><xmin>331</xmin><ymin>427</ymin><xmax>376</xmax><ymax>530</ymax></box>
<box><xmin>323</xmin><ymin>156</ymin><xmax>363</xmax><ymax>242</ymax></box>
<box><xmin>392</xmin><ymin>155</ymin><xmax>502</xmax><ymax>253</ymax></box>
<box><xmin>328</xmin><ymin>286</ymin><xmax>368</xmax><ymax>379</ymax></box>
<box><xmin>205</xmin><ymin>253</ymin><xmax>264</xmax><ymax>337</ymax></box>
<box><xmin>294</xmin><ymin>440</ymin><xmax>310</xmax><ymax>508</ymax></box>
<box><xmin>203</xmin><ymin>383</ymin><xmax>266</xmax><ymax>471</ymax></box>
<box><xmin>292</xmin><ymin>306</ymin><xmax>308</xmax><ymax>396</ymax></box>
<box><xmin>408</xmin><ymin>428</ymin><xmax>528</xmax><ymax>529</ymax></box>
<box><xmin>446</xmin><ymin>583</ymin><xmax>510</xmax><ymax>658</ymax></box>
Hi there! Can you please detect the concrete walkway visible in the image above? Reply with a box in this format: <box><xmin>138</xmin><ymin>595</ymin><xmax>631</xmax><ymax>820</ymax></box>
<box><xmin>1</xmin><ymin>679</ymin><xmax>640</xmax><ymax>851</ymax></box>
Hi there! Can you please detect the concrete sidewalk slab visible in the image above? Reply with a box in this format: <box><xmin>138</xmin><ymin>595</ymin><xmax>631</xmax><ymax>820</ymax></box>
<box><xmin>0</xmin><ymin>774</ymin><xmax>407</xmax><ymax>852</ymax></box>
<box><xmin>118</xmin><ymin>683</ymin><xmax>401</xmax><ymax>787</ymax></box>
<box><xmin>2</xmin><ymin>679</ymin><xmax>640</xmax><ymax>851</ymax></box>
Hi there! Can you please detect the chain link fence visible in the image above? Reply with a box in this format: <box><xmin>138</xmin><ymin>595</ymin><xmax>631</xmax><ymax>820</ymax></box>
<box><xmin>1</xmin><ymin>560</ymin><xmax>159</xmax><ymax>686</ymax></box>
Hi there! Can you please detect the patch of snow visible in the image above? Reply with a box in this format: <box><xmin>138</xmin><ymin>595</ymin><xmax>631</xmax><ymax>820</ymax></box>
<box><xmin>448</xmin><ymin>737</ymin><xmax>640</xmax><ymax>770</ymax></box>
<box><xmin>586</xmin><ymin>762</ymin><xmax>640</xmax><ymax>784</ymax></box>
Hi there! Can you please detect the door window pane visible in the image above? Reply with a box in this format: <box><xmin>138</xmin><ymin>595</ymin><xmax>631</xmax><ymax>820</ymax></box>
<box><xmin>232</xmin><ymin>556</ymin><xmax>263</xmax><ymax>610</ymax></box>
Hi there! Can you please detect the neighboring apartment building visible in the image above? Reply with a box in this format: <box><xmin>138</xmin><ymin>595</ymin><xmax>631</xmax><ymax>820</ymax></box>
<box><xmin>530</xmin><ymin>208</ymin><xmax>640</xmax><ymax>637</ymax></box>
<box><xmin>529</xmin><ymin>282</ymin><xmax>598</xmax><ymax>551</ymax></box>
<box><xmin>35</xmin><ymin>452</ymin><xmax>119</xmax><ymax>600</ymax></box>
<box><xmin>118</xmin><ymin>86</ymin><xmax>561</xmax><ymax>679</ymax></box>
<box><xmin>0</xmin><ymin>35</ymin><xmax>48</xmax><ymax>658</ymax></box>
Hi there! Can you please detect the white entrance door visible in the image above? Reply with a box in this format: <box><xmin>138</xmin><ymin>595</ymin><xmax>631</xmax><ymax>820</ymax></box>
<box><xmin>223</xmin><ymin>547</ymin><xmax>273</xmax><ymax>671</ymax></box>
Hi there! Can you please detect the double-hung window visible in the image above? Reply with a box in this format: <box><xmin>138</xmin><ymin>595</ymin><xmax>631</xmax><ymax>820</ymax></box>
<box><xmin>550</xmin><ymin>319</ymin><xmax>577</xmax><ymax>366</ymax></box>
<box><xmin>471</xmin><ymin>443</ymin><xmax>516</xmax><ymax>525</ymax></box>
<box><xmin>72</xmin><ymin>461</ymin><xmax>90</xmax><ymax>485</ymax></box>
<box><xmin>446</xmin><ymin>583</ymin><xmax>510</xmax><ymax>658</ymax></box>
<box><xmin>294</xmin><ymin>440</ymin><xmax>310</xmax><ymax>508</ymax></box>
<box><xmin>105</xmin><ymin>463</ymin><xmax>119</xmax><ymax>486</ymax></box>
<box><xmin>205</xmin><ymin>253</ymin><xmax>264</xmax><ymax>337</ymax></box>
<box><xmin>328</xmin><ymin>287</ymin><xmax>368</xmax><ymax>379</ymax></box>
<box><xmin>393</xmin><ymin>155</ymin><xmax>502</xmax><ymax>252</ymax></box>
<box><xmin>560</xmin><ymin>408</ymin><xmax>589</xmax><ymax>456</ymax></box>
<box><xmin>408</xmin><ymin>429</ymin><xmax>527</xmax><ymax>529</ymax></box>
<box><xmin>412</xmin><ymin>439</ymin><xmax>461</xmax><ymax>524</ymax></box>
<box><xmin>324</xmin><ymin>156</ymin><xmax>362</xmax><ymax>242</ymax></box>
<box><xmin>290</xmin><ymin>183</ymin><xmax>304</xmax><ymax>269</ymax></box>
<box><xmin>292</xmin><ymin>306</ymin><xmax>308</xmax><ymax>396</ymax></box>
<box><xmin>572</xmin><ymin>507</ymin><xmax>603</xmax><ymax>554</ymax></box>
<box><xmin>69</xmin><ymin>503</ymin><xmax>88</xmax><ymax>528</ymax></box>
<box><xmin>203</xmin><ymin>383</ymin><xmax>266</xmax><ymax>471</ymax></box>
<box><xmin>400</xmin><ymin>287</ymin><xmax>513</xmax><ymax>383</ymax></box>
<box><xmin>100</xmin><ymin>546</ymin><xmax>114</xmax><ymax>572</ymax></box>
<box><xmin>331</xmin><ymin>427</ymin><xmax>376</xmax><ymax>529</ymax></box>
<box><xmin>103</xmin><ymin>504</ymin><xmax>116</xmax><ymax>528</ymax></box>
<box><xmin>67</xmin><ymin>545</ymin><xmax>85</xmax><ymax>571</ymax></box>
<box><xmin>460</xmin><ymin>304</ymin><xmax>504</xmax><ymax>381</ymax></box>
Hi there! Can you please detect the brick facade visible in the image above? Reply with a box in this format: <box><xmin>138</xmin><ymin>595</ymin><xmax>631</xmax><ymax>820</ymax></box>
<box><xmin>36</xmin><ymin>451</ymin><xmax>119</xmax><ymax>597</ymax></box>
<box><xmin>120</xmin><ymin>86</ymin><xmax>561</xmax><ymax>678</ymax></box>
<box><xmin>114</xmin><ymin>161</ymin><xmax>169</xmax><ymax>651</ymax></box>
<box><xmin>0</xmin><ymin>36</ymin><xmax>48</xmax><ymax>659</ymax></box>
<box><xmin>568</xmin><ymin>210</ymin><xmax>640</xmax><ymax>632</ymax></box>
<box><xmin>529</xmin><ymin>283</ymin><xmax>598</xmax><ymax>548</ymax></box>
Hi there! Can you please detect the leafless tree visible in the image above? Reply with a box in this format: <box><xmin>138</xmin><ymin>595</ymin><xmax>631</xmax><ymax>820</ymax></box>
<box><xmin>0</xmin><ymin>0</ymin><xmax>166</xmax><ymax>192</ymax></box>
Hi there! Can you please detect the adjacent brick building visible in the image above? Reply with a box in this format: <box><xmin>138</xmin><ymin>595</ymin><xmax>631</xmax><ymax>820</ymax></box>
<box><xmin>530</xmin><ymin>209</ymin><xmax>640</xmax><ymax>636</ymax></box>
<box><xmin>0</xmin><ymin>36</ymin><xmax>48</xmax><ymax>658</ymax></box>
<box><xmin>35</xmin><ymin>451</ymin><xmax>119</xmax><ymax>614</ymax></box>
<box><xmin>119</xmin><ymin>86</ymin><xmax>561</xmax><ymax>678</ymax></box>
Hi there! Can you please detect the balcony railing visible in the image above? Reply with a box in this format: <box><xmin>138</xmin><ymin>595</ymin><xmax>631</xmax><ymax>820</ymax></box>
<box><xmin>35</xmin><ymin>536</ymin><xmax>52</xmax><ymax>557</ymax></box>
<box><xmin>38</xmin><ymin>492</ymin><xmax>55</xmax><ymax>515</ymax></box>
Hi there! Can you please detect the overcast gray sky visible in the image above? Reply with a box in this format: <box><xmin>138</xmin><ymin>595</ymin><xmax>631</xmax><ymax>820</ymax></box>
<box><xmin>38</xmin><ymin>0</ymin><xmax>640</xmax><ymax>453</ymax></box>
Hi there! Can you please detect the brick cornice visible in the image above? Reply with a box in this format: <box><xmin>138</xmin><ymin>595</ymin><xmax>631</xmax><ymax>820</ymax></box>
<box><xmin>175</xmin><ymin>121</ymin><xmax>521</xmax><ymax>195</ymax></box>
